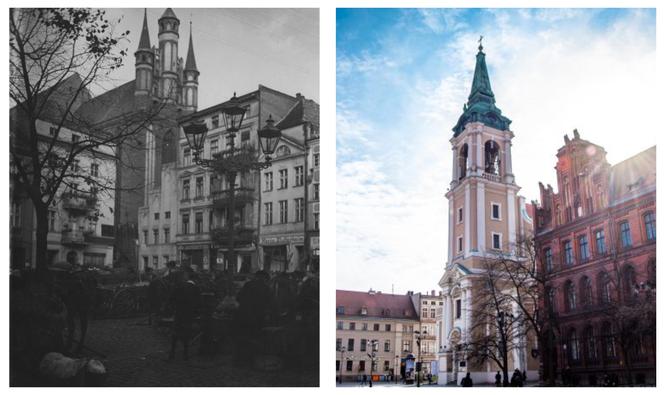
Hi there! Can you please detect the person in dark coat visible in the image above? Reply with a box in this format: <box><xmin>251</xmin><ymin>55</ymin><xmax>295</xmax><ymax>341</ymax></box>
<box><xmin>169</xmin><ymin>270</ymin><xmax>200</xmax><ymax>360</ymax></box>
<box><xmin>495</xmin><ymin>371</ymin><xmax>502</xmax><ymax>386</ymax></box>
<box><xmin>460</xmin><ymin>372</ymin><xmax>473</xmax><ymax>387</ymax></box>
<box><xmin>511</xmin><ymin>369</ymin><xmax>523</xmax><ymax>387</ymax></box>
<box><xmin>235</xmin><ymin>271</ymin><xmax>272</xmax><ymax>364</ymax></box>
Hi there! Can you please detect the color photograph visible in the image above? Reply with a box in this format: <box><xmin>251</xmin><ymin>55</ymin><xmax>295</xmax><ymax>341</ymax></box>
<box><xmin>336</xmin><ymin>8</ymin><xmax>656</xmax><ymax>387</ymax></box>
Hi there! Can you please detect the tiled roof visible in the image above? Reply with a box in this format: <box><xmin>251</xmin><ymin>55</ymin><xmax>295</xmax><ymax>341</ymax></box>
<box><xmin>608</xmin><ymin>146</ymin><xmax>656</xmax><ymax>204</ymax></box>
<box><xmin>74</xmin><ymin>80</ymin><xmax>137</xmax><ymax>125</ymax></box>
<box><xmin>336</xmin><ymin>290</ymin><xmax>418</xmax><ymax>320</ymax></box>
<box><xmin>276</xmin><ymin>96</ymin><xmax>319</xmax><ymax>130</ymax></box>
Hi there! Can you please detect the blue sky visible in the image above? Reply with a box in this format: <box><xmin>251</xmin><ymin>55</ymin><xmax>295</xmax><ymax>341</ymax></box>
<box><xmin>336</xmin><ymin>8</ymin><xmax>656</xmax><ymax>293</ymax></box>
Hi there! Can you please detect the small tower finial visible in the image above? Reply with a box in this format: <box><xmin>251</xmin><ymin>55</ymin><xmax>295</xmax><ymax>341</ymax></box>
<box><xmin>478</xmin><ymin>35</ymin><xmax>484</xmax><ymax>52</ymax></box>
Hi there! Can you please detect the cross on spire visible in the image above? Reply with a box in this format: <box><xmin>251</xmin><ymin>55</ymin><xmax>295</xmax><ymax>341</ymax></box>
<box><xmin>478</xmin><ymin>35</ymin><xmax>484</xmax><ymax>52</ymax></box>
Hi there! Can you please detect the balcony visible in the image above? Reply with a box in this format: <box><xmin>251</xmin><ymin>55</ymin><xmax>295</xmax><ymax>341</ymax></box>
<box><xmin>61</xmin><ymin>191</ymin><xmax>97</xmax><ymax>213</ymax></box>
<box><xmin>481</xmin><ymin>172</ymin><xmax>501</xmax><ymax>183</ymax></box>
<box><xmin>61</xmin><ymin>229</ymin><xmax>87</xmax><ymax>246</ymax></box>
<box><xmin>211</xmin><ymin>188</ymin><xmax>255</xmax><ymax>210</ymax></box>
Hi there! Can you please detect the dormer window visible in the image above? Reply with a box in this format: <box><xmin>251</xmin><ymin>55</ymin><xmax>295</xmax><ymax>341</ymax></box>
<box><xmin>336</xmin><ymin>306</ymin><xmax>345</xmax><ymax>315</ymax></box>
<box><xmin>360</xmin><ymin>307</ymin><xmax>368</xmax><ymax>315</ymax></box>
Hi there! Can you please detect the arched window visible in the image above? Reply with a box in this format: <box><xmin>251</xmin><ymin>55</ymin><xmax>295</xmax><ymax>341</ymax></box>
<box><xmin>162</xmin><ymin>129</ymin><xmax>175</xmax><ymax>163</ymax></box>
<box><xmin>601</xmin><ymin>322</ymin><xmax>616</xmax><ymax>358</ymax></box>
<box><xmin>567</xmin><ymin>328</ymin><xmax>580</xmax><ymax>362</ymax></box>
<box><xmin>580</xmin><ymin>276</ymin><xmax>593</xmax><ymax>308</ymax></box>
<box><xmin>458</xmin><ymin>144</ymin><xmax>468</xmax><ymax>180</ymax></box>
<box><xmin>564</xmin><ymin>280</ymin><xmax>577</xmax><ymax>312</ymax></box>
<box><xmin>484</xmin><ymin>140</ymin><xmax>501</xmax><ymax>175</ymax></box>
<box><xmin>622</xmin><ymin>265</ymin><xmax>637</xmax><ymax>302</ymax></box>
<box><xmin>599</xmin><ymin>272</ymin><xmax>612</xmax><ymax>304</ymax></box>
<box><xmin>583</xmin><ymin>325</ymin><xmax>598</xmax><ymax>362</ymax></box>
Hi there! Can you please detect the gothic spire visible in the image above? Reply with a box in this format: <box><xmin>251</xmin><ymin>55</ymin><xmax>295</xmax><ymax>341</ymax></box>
<box><xmin>467</xmin><ymin>42</ymin><xmax>495</xmax><ymax>105</ymax></box>
<box><xmin>184</xmin><ymin>22</ymin><xmax>198</xmax><ymax>72</ymax></box>
<box><xmin>138</xmin><ymin>8</ymin><xmax>151</xmax><ymax>50</ymax></box>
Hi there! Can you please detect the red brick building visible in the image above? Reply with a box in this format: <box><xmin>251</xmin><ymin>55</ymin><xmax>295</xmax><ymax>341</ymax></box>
<box><xmin>533</xmin><ymin>130</ymin><xmax>656</xmax><ymax>386</ymax></box>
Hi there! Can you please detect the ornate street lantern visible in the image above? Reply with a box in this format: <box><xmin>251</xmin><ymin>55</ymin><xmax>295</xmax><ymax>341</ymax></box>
<box><xmin>257</xmin><ymin>114</ymin><xmax>281</xmax><ymax>158</ymax></box>
<box><xmin>183</xmin><ymin>121</ymin><xmax>208</xmax><ymax>158</ymax></box>
<box><xmin>220</xmin><ymin>92</ymin><xmax>246</xmax><ymax>134</ymax></box>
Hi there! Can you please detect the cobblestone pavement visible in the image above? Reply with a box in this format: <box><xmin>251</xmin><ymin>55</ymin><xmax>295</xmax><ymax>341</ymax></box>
<box><xmin>82</xmin><ymin>317</ymin><xmax>318</xmax><ymax>387</ymax></box>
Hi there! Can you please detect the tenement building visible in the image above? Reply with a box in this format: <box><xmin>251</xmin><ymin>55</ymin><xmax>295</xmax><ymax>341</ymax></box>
<box><xmin>410</xmin><ymin>291</ymin><xmax>444</xmax><ymax>376</ymax></box>
<box><xmin>435</xmin><ymin>43</ymin><xmax>538</xmax><ymax>385</ymax></box>
<box><xmin>534</xmin><ymin>132</ymin><xmax>656</xmax><ymax>386</ymax></box>
<box><xmin>336</xmin><ymin>290</ymin><xmax>421</xmax><ymax>383</ymax></box>
<box><xmin>10</xmin><ymin>74</ymin><xmax>116</xmax><ymax>268</ymax></box>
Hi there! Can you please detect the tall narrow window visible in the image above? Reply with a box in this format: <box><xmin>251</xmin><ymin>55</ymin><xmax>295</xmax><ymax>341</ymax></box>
<box><xmin>210</xmin><ymin>139</ymin><xmax>219</xmax><ymax>157</ymax></box>
<box><xmin>91</xmin><ymin>163</ymin><xmax>99</xmax><ymax>177</ymax></box>
<box><xmin>620</xmin><ymin>221</ymin><xmax>632</xmax><ymax>248</ymax></box>
<box><xmin>599</xmin><ymin>272</ymin><xmax>612</xmax><ymax>304</ymax></box>
<box><xmin>458</xmin><ymin>144</ymin><xmax>468</xmax><ymax>180</ymax></box>
<box><xmin>264</xmin><ymin>202</ymin><xmax>273</xmax><ymax>225</ymax></box>
<box><xmin>279</xmin><ymin>169</ymin><xmax>288</xmax><ymax>189</ymax></box>
<box><xmin>644</xmin><ymin>212</ymin><xmax>656</xmax><ymax>241</ymax></box>
<box><xmin>264</xmin><ymin>172</ymin><xmax>273</xmax><ymax>191</ymax></box>
<box><xmin>581</xmin><ymin>276</ymin><xmax>593</xmax><ymax>307</ymax></box>
<box><xmin>195</xmin><ymin>212</ymin><xmax>203</xmax><ymax>234</ymax></box>
<box><xmin>457</xmin><ymin>207</ymin><xmax>463</xmax><ymax>223</ymax></box>
<box><xmin>295</xmin><ymin>166</ymin><xmax>304</xmax><ymax>186</ymax></box>
<box><xmin>182</xmin><ymin>179</ymin><xmax>190</xmax><ymax>199</ymax></box>
<box><xmin>195</xmin><ymin>177</ymin><xmax>204</xmax><ymax>198</ymax></box>
<box><xmin>544</xmin><ymin>248</ymin><xmax>553</xmax><ymax>272</ymax></box>
<box><xmin>153</xmin><ymin>229</ymin><xmax>159</xmax><ymax>244</ymax></box>
<box><xmin>564</xmin><ymin>240</ymin><xmax>574</xmax><ymax>266</ymax></box>
<box><xmin>568</xmin><ymin>328</ymin><xmax>580</xmax><ymax>362</ymax></box>
<box><xmin>183</xmin><ymin>148</ymin><xmax>191</xmax><ymax>166</ymax></box>
<box><xmin>579</xmin><ymin>235</ymin><xmax>589</xmax><ymax>262</ymax></box>
<box><xmin>584</xmin><ymin>326</ymin><xmax>598</xmax><ymax>361</ymax></box>
<box><xmin>565</xmin><ymin>281</ymin><xmax>577</xmax><ymax>311</ymax></box>
<box><xmin>279</xmin><ymin>200</ymin><xmax>288</xmax><ymax>223</ymax></box>
<box><xmin>455</xmin><ymin>299</ymin><xmax>461</xmax><ymax>319</ymax></box>
<box><xmin>595</xmin><ymin>229</ymin><xmax>606</xmax><ymax>255</ymax></box>
<box><xmin>164</xmin><ymin>228</ymin><xmax>170</xmax><ymax>243</ymax></box>
<box><xmin>182</xmin><ymin>213</ymin><xmax>190</xmax><ymax>234</ymax></box>
<box><xmin>484</xmin><ymin>140</ymin><xmax>501</xmax><ymax>175</ymax></box>
<box><xmin>295</xmin><ymin>198</ymin><xmax>304</xmax><ymax>222</ymax></box>
<box><xmin>48</xmin><ymin>210</ymin><xmax>56</xmax><ymax>231</ymax></box>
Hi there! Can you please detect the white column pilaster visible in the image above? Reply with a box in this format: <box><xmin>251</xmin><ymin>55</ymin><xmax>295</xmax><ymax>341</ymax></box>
<box><xmin>464</xmin><ymin>184</ymin><xmax>470</xmax><ymax>258</ymax></box>
<box><xmin>477</xmin><ymin>182</ymin><xmax>485</xmax><ymax>253</ymax></box>
<box><xmin>507</xmin><ymin>189</ymin><xmax>516</xmax><ymax>251</ymax></box>
<box><xmin>448</xmin><ymin>195</ymin><xmax>454</xmax><ymax>265</ymax></box>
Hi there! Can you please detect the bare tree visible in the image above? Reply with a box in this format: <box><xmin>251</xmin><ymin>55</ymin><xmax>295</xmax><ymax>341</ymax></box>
<box><xmin>10</xmin><ymin>8</ymin><xmax>167</xmax><ymax>271</ymax></box>
<box><xmin>466</xmin><ymin>257</ymin><xmax>529</xmax><ymax>386</ymax></box>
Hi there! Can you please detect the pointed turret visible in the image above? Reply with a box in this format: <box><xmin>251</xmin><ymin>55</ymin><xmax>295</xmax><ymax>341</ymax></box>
<box><xmin>452</xmin><ymin>39</ymin><xmax>511</xmax><ymax>136</ymax></box>
<box><xmin>135</xmin><ymin>9</ymin><xmax>154</xmax><ymax>97</ymax></box>
<box><xmin>182</xmin><ymin>22</ymin><xmax>199</xmax><ymax>111</ymax></box>
<box><xmin>138</xmin><ymin>8</ymin><xmax>151</xmax><ymax>49</ymax></box>
<box><xmin>158</xmin><ymin>8</ymin><xmax>180</xmax><ymax>102</ymax></box>
<box><xmin>184</xmin><ymin>22</ymin><xmax>198</xmax><ymax>72</ymax></box>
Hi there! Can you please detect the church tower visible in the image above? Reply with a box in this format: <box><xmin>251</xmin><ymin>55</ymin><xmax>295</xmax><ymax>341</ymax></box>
<box><xmin>134</xmin><ymin>9</ymin><xmax>154</xmax><ymax>97</ymax></box>
<box><xmin>436</xmin><ymin>41</ymin><xmax>535</xmax><ymax>385</ymax></box>
<box><xmin>157</xmin><ymin>8</ymin><xmax>180</xmax><ymax>102</ymax></box>
<box><xmin>182</xmin><ymin>22</ymin><xmax>199</xmax><ymax>111</ymax></box>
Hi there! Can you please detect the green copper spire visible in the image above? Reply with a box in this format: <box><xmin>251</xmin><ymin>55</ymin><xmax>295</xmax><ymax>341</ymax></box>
<box><xmin>452</xmin><ymin>38</ymin><xmax>511</xmax><ymax>136</ymax></box>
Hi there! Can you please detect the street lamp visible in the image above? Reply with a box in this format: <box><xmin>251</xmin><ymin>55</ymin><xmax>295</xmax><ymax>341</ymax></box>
<box><xmin>415</xmin><ymin>329</ymin><xmax>427</xmax><ymax>387</ymax></box>
<box><xmin>181</xmin><ymin>92</ymin><xmax>282</xmax><ymax>275</ymax></box>
<box><xmin>367</xmin><ymin>339</ymin><xmax>378</xmax><ymax>388</ymax></box>
<box><xmin>338</xmin><ymin>345</ymin><xmax>346</xmax><ymax>384</ymax></box>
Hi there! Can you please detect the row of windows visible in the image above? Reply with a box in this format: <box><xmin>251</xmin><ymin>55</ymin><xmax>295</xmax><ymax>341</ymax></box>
<box><xmin>548</xmin><ymin>261</ymin><xmax>655</xmax><ymax>314</ymax></box>
<box><xmin>263</xmin><ymin>167</ymin><xmax>305</xmax><ymax>191</ymax></box>
<box><xmin>143</xmin><ymin>228</ymin><xmax>172</xmax><ymax>245</ymax></box>
<box><xmin>336</xmin><ymin>360</ymin><xmax>390</xmax><ymax>372</ymax></box>
<box><xmin>152</xmin><ymin>211</ymin><xmax>171</xmax><ymax>221</ymax></box>
<box><xmin>543</xmin><ymin>213</ymin><xmax>655</xmax><ymax>271</ymax></box>
<box><xmin>336</xmin><ymin>322</ymin><xmax>393</xmax><ymax>332</ymax></box>
<box><xmin>336</xmin><ymin>338</ymin><xmax>389</xmax><ymax>352</ymax></box>
<box><xmin>142</xmin><ymin>255</ymin><xmax>170</xmax><ymax>269</ymax></box>
<box><xmin>457</xmin><ymin>232</ymin><xmax>503</xmax><ymax>253</ymax></box>
<box><xmin>456</xmin><ymin>202</ymin><xmax>502</xmax><ymax>224</ymax></box>
<box><xmin>562</xmin><ymin>322</ymin><xmax>650</xmax><ymax>364</ymax></box>
<box><xmin>263</xmin><ymin>199</ymin><xmax>305</xmax><ymax>225</ymax></box>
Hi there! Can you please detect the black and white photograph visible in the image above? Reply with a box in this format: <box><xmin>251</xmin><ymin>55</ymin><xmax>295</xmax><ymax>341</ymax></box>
<box><xmin>9</xmin><ymin>7</ymin><xmax>319</xmax><ymax>386</ymax></box>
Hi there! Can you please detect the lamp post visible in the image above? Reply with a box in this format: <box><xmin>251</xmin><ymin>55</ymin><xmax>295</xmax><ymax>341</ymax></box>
<box><xmin>338</xmin><ymin>345</ymin><xmax>346</xmax><ymax>384</ymax></box>
<box><xmin>395</xmin><ymin>354</ymin><xmax>399</xmax><ymax>383</ymax></box>
<box><xmin>415</xmin><ymin>329</ymin><xmax>427</xmax><ymax>387</ymax></box>
<box><xmin>182</xmin><ymin>93</ymin><xmax>281</xmax><ymax>275</ymax></box>
<box><xmin>367</xmin><ymin>339</ymin><xmax>378</xmax><ymax>387</ymax></box>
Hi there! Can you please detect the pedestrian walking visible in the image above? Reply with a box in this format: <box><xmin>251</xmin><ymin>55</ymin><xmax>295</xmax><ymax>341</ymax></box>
<box><xmin>169</xmin><ymin>269</ymin><xmax>200</xmax><ymax>360</ymax></box>
<box><xmin>460</xmin><ymin>372</ymin><xmax>473</xmax><ymax>387</ymax></box>
<box><xmin>495</xmin><ymin>371</ymin><xmax>502</xmax><ymax>386</ymax></box>
<box><xmin>362</xmin><ymin>374</ymin><xmax>367</xmax><ymax>386</ymax></box>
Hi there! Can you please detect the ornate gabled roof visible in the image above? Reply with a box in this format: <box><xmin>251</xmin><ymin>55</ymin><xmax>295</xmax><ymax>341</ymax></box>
<box><xmin>160</xmin><ymin>8</ymin><xmax>178</xmax><ymax>20</ymax></box>
<box><xmin>137</xmin><ymin>9</ymin><xmax>151</xmax><ymax>50</ymax></box>
<box><xmin>275</xmin><ymin>96</ymin><xmax>319</xmax><ymax>130</ymax></box>
<box><xmin>452</xmin><ymin>43</ymin><xmax>511</xmax><ymax>137</ymax></box>
<box><xmin>184</xmin><ymin>23</ymin><xmax>198</xmax><ymax>72</ymax></box>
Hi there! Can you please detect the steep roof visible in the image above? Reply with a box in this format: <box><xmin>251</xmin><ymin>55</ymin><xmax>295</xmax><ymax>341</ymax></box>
<box><xmin>73</xmin><ymin>80</ymin><xmax>137</xmax><ymax>124</ymax></box>
<box><xmin>160</xmin><ymin>8</ymin><xmax>178</xmax><ymax>20</ymax></box>
<box><xmin>452</xmin><ymin>44</ymin><xmax>511</xmax><ymax>136</ymax></box>
<box><xmin>137</xmin><ymin>9</ymin><xmax>151</xmax><ymax>50</ymax></box>
<box><xmin>184</xmin><ymin>23</ymin><xmax>198</xmax><ymax>72</ymax></box>
<box><xmin>336</xmin><ymin>290</ymin><xmax>419</xmax><ymax>320</ymax></box>
<box><xmin>608</xmin><ymin>146</ymin><xmax>656</xmax><ymax>205</ymax></box>
<box><xmin>276</xmin><ymin>96</ymin><xmax>319</xmax><ymax>130</ymax></box>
